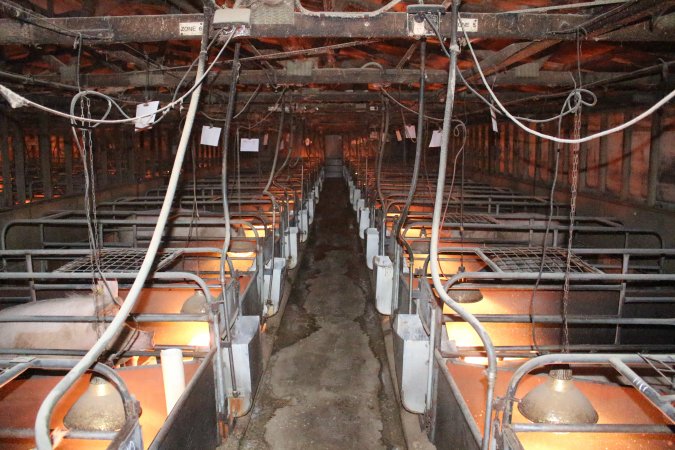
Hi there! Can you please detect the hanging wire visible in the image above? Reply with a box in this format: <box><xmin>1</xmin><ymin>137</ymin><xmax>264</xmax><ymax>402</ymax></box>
<box><xmin>560</xmin><ymin>30</ymin><xmax>586</xmax><ymax>353</ymax></box>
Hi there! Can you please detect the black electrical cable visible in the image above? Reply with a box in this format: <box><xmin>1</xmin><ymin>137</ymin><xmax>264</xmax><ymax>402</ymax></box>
<box><xmin>219</xmin><ymin>41</ymin><xmax>241</xmax><ymax>393</ymax></box>
<box><xmin>394</xmin><ymin>38</ymin><xmax>427</xmax><ymax>238</ymax></box>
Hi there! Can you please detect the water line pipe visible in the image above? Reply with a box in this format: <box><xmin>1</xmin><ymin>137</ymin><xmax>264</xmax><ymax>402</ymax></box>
<box><xmin>219</xmin><ymin>41</ymin><xmax>241</xmax><ymax>395</ymax></box>
<box><xmin>427</xmin><ymin>2</ymin><xmax>497</xmax><ymax>450</ymax></box>
<box><xmin>33</xmin><ymin>11</ymin><xmax>223</xmax><ymax>449</ymax></box>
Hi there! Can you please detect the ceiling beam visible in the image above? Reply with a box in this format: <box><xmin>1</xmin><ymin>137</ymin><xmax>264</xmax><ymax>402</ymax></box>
<box><xmin>22</xmin><ymin>67</ymin><xmax>669</xmax><ymax>89</ymax></box>
<box><xmin>583</xmin><ymin>0</ymin><xmax>671</xmax><ymax>39</ymax></box>
<box><xmin>0</xmin><ymin>11</ymin><xmax>672</xmax><ymax>45</ymax></box>
<box><xmin>463</xmin><ymin>40</ymin><xmax>559</xmax><ymax>83</ymax></box>
<box><xmin>165</xmin><ymin>0</ymin><xmax>201</xmax><ymax>13</ymax></box>
<box><xmin>395</xmin><ymin>42</ymin><xmax>419</xmax><ymax>70</ymax></box>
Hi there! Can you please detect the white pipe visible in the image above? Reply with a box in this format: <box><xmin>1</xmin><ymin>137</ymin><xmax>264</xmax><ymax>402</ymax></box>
<box><xmin>429</xmin><ymin>3</ymin><xmax>496</xmax><ymax>450</ymax></box>
<box><xmin>161</xmin><ymin>348</ymin><xmax>186</xmax><ymax>414</ymax></box>
<box><xmin>33</xmin><ymin>23</ymin><xmax>233</xmax><ymax>450</ymax></box>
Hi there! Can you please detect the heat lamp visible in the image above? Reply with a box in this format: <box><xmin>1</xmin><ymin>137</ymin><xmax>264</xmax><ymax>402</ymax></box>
<box><xmin>448</xmin><ymin>266</ymin><xmax>483</xmax><ymax>303</ymax></box>
<box><xmin>448</xmin><ymin>288</ymin><xmax>484</xmax><ymax>303</ymax></box>
<box><xmin>63</xmin><ymin>376</ymin><xmax>126</xmax><ymax>432</ymax></box>
<box><xmin>518</xmin><ymin>369</ymin><xmax>599</xmax><ymax>424</ymax></box>
<box><xmin>180</xmin><ymin>290</ymin><xmax>208</xmax><ymax>314</ymax></box>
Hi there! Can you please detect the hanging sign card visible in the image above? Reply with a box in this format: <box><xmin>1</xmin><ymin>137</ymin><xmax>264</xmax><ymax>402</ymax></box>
<box><xmin>135</xmin><ymin>101</ymin><xmax>159</xmax><ymax>131</ymax></box>
<box><xmin>241</xmin><ymin>138</ymin><xmax>260</xmax><ymax>152</ymax></box>
<box><xmin>200</xmin><ymin>126</ymin><xmax>221</xmax><ymax>146</ymax></box>
<box><xmin>429</xmin><ymin>129</ymin><xmax>442</xmax><ymax>148</ymax></box>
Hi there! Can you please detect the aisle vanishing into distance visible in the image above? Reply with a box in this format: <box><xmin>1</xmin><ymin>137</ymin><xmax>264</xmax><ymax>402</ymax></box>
<box><xmin>236</xmin><ymin>179</ymin><xmax>405</xmax><ymax>449</ymax></box>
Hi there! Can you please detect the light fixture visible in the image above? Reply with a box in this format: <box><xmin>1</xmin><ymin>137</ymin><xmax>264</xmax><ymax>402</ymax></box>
<box><xmin>180</xmin><ymin>290</ymin><xmax>208</xmax><ymax>314</ymax></box>
<box><xmin>518</xmin><ymin>369</ymin><xmax>599</xmax><ymax>424</ymax></box>
<box><xmin>229</xmin><ymin>239</ymin><xmax>255</xmax><ymax>253</ymax></box>
<box><xmin>63</xmin><ymin>376</ymin><xmax>126</xmax><ymax>431</ymax></box>
<box><xmin>449</xmin><ymin>266</ymin><xmax>483</xmax><ymax>303</ymax></box>
<box><xmin>448</xmin><ymin>289</ymin><xmax>483</xmax><ymax>303</ymax></box>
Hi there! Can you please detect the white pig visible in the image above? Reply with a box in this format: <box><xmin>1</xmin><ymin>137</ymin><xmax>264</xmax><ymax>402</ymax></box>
<box><xmin>0</xmin><ymin>281</ymin><xmax>154</xmax><ymax>354</ymax></box>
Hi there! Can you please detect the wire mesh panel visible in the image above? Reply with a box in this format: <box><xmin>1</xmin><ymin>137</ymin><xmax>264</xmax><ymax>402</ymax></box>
<box><xmin>610</xmin><ymin>354</ymin><xmax>675</xmax><ymax>422</ymax></box>
<box><xmin>640</xmin><ymin>354</ymin><xmax>675</xmax><ymax>404</ymax></box>
<box><xmin>56</xmin><ymin>249</ymin><xmax>179</xmax><ymax>273</ymax></box>
<box><xmin>443</xmin><ymin>213</ymin><xmax>499</xmax><ymax>224</ymax></box>
<box><xmin>481</xmin><ymin>247</ymin><xmax>601</xmax><ymax>273</ymax></box>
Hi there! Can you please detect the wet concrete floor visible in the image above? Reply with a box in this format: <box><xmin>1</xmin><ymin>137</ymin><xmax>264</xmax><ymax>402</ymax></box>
<box><xmin>235</xmin><ymin>179</ymin><xmax>406</xmax><ymax>450</ymax></box>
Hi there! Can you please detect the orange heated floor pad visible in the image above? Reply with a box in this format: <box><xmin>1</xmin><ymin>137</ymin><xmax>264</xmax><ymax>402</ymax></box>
<box><xmin>0</xmin><ymin>363</ymin><xmax>199</xmax><ymax>449</ymax></box>
<box><xmin>446</xmin><ymin>363</ymin><xmax>674</xmax><ymax>450</ymax></box>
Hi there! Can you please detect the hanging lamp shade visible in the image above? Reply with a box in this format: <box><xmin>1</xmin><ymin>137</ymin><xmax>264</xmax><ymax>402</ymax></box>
<box><xmin>448</xmin><ymin>266</ymin><xmax>483</xmax><ymax>303</ymax></box>
<box><xmin>180</xmin><ymin>290</ymin><xmax>208</xmax><ymax>314</ymax></box>
<box><xmin>518</xmin><ymin>369</ymin><xmax>599</xmax><ymax>424</ymax></box>
<box><xmin>63</xmin><ymin>376</ymin><xmax>126</xmax><ymax>431</ymax></box>
<box><xmin>448</xmin><ymin>289</ymin><xmax>483</xmax><ymax>303</ymax></box>
<box><xmin>229</xmin><ymin>239</ymin><xmax>255</xmax><ymax>253</ymax></box>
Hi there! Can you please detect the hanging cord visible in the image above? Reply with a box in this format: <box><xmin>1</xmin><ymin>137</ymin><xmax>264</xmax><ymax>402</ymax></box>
<box><xmin>381</xmin><ymin>87</ymin><xmax>444</xmax><ymax>122</ymax></box>
<box><xmin>185</xmin><ymin>116</ymin><xmax>201</xmax><ymax>252</ymax></box>
<box><xmin>34</xmin><ymin>23</ymin><xmax>232</xmax><ymax>449</ymax></box>
<box><xmin>74</xmin><ymin>33</ymin><xmax>82</xmax><ymax>92</ymax></box>
<box><xmin>427</xmin><ymin>4</ymin><xmax>497</xmax><ymax>449</ymax></box>
<box><xmin>0</xmin><ymin>29</ymin><xmax>229</xmax><ymax>128</ymax></box>
<box><xmin>420</xmin><ymin>120</ymin><xmax>435</xmax><ymax>200</ymax></box>
<box><xmin>263</xmin><ymin>105</ymin><xmax>285</xmax><ymax>194</ymax></box>
<box><xmin>375</xmin><ymin>96</ymin><xmax>389</xmax><ymax>208</ymax></box>
<box><xmin>232</xmin><ymin>84</ymin><xmax>261</xmax><ymax>119</ymax></box>
<box><xmin>71</xmin><ymin>98</ymin><xmax>114</xmax><ymax>335</ymax></box>
<box><xmin>376</xmin><ymin>97</ymin><xmax>390</xmax><ymax>255</ymax></box>
<box><xmin>458</xmin><ymin>119</ymin><xmax>466</xmax><ymax>269</ymax></box>
<box><xmin>440</xmin><ymin>121</ymin><xmax>467</xmax><ymax>226</ymax></box>
<box><xmin>527</xmin><ymin>145</ymin><xmax>561</xmax><ymax>353</ymax></box>
<box><xmin>233</xmin><ymin>88</ymin><xmax>287</xmax><ymax>130</ymax></box>
<box><xmin>560</xmin><ymin>31</ymin><xmax>585</xmax><ymax>353</ymax></box>
<box><xmin>70</xmin><ymin>94</ymin><xmax>120</xmax><ymax>311</ymax></box>
<box><xmin>261</xmin><ymin>107</ymin><xmax>285</xmax><ymax>281</ymax></box>
<box><xmin>273</xmin><ymin>112</ymin><xmax>295</xmax><ymax>178</ymax></box>
<box><xmin>219</xmin><ymin>42</ymin><xmax>242</xmax><ymax>395</ymax></box>
<box><xmin>528</xmin><ymin>32</ymin><xmax>585</xmax><ymax>354</ymax></box>
<box><xmin>266</xmin><ymin>114</ymin><xmax>295</xmax><ymax>308</ymax></box>
<box><xmin>425</xmin><ymin>14</ymin><xmax>603</xmax><ymax>130</ymax></box>
<box><xmin>71</xmin><ymin>31</ymin><xmax>112</xmax><ymax>310</ymax></box>
<box><xmin>453</xmin><ymin>13</ymin><xmax>674</xmax><ymax>145</ymax></box>
<box><xmin>437</xmin><ymin>122</ymin><xmax>467</xmax><ymax>281</ymax></box>
<box><xmin>394</xmin><ymin>39</ymin><xmax>426</xmax><ymax>239</ymax></box>
<box><xmin>560</xmin><ymin>112</ymin><xmax>581</xmax><ymax>353</ymax></box>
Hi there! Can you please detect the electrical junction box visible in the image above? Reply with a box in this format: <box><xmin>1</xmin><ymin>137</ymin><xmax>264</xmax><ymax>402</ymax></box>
<box><xmin>406</xmin><ymin>5</ymin><xmax>445</xmax><ymax>38</ymax></box>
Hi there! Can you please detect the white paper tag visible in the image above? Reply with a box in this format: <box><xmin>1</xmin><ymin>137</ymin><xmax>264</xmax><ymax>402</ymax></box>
<box><xmin>404</xmin><ymin>125</ymin><xmax>416</xmax><ymax>139</ymax></box>
<box><xmin>429</xmin><ymin>129</ymin><xmax>442</xmax><ymax>148</ymax></box>
<box><xmin>369</xmin><ymin>131</ymin><xmax>378</xmax><ymax>139</ymax></box>
<box><xmin>395</xmin><ymin>130</ymin><xmax>402</xmax><ymax>142</ymax></box>
<box><xmin>263</xmin><ymin>133</ymin><xmax>269</xmax><ymax>145</ymax></box>
<box><xmin>241</xmin><ymin>138</ymin><xmax>260</xmax><ymax>152</ymax></box>
<box><xmin>135</xmin><ymin>101</ymin><xmax>159</xmax><ymax>131</ymax></box>
<box><xmin>200</xmin><ymin>125</ymin><xmax>221</xmax><ymax>146</ymax></box>
<box><xmin>179</xmin><ymin>22</ymin><xmax>204</xmax><ymax>36</ymax></box>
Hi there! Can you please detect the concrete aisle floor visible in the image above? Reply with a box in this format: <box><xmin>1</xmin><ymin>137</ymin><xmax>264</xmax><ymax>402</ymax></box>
<box><xmin>235</xmin><ymin>179</ymin><xmax>406</xmax><ymax>450</ymax></box>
